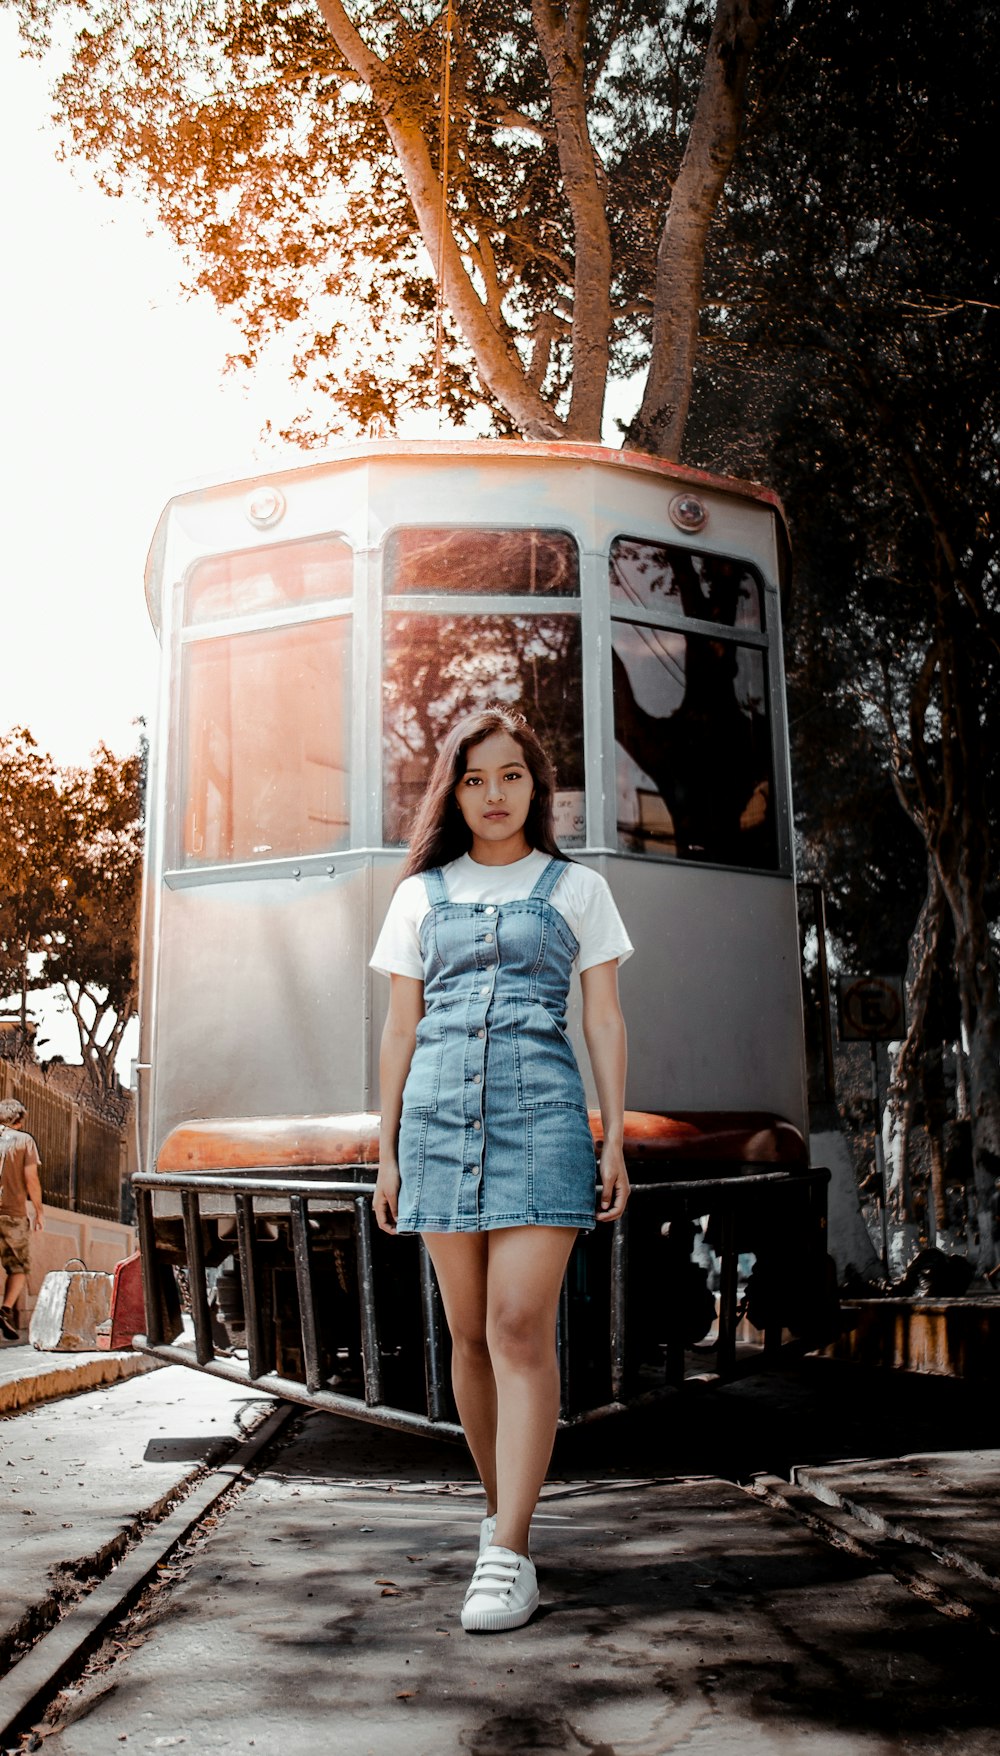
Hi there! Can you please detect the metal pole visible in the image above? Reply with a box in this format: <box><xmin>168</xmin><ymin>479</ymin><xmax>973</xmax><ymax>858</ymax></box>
<box><xmin>290</xmin><ymin>1195</ymin><xmax>323</xmax><ymax>1395</ymax></box>
<box><xmin>353</xmin><ymin>1196</ymin><xmax>384</xmax><ymax>1407</ymax></box>
<box><xmin>418</xmin><ymin>1240</ymin><xmax>447</xmax><ymax>1422</ymax></box>
<box><xmin>181</xmin><ymin>1189</ymin><xmax>213</xmax><ymax>1367</ymax></box>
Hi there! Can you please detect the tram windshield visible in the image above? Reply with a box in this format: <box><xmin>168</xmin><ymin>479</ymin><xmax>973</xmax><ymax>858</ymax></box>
<box><xmin>610</xmin><ymin>538</ymin><xmax>762</xmax><ymax>629</ymax></box>
<box><xmin>185</xmin><ymin>536</ymin><xmax>352</xmax><ymax>624</ymax></box>
<box><xmin>169</xmin><ymin>520</ymin><xmax>779</xmax><ymax>874</ymax></box>
<box><xmin>181</xmin><ymin>618</ymin><xmax>351</xmax><ymax>865</ymax></box>
<box><xmin>385</xmin><ymin>527</ymin><xmax>578</xmax><ymax>596</ymax></box>
<box><xmin>611</xmin><ymin>538</ymin><xmax>777</xmax><ymax>869</ymax></box>
<box><xmin>382</xmin><ymin>525</ymin><xmax>584</xmax><ymax>847</ymax></box>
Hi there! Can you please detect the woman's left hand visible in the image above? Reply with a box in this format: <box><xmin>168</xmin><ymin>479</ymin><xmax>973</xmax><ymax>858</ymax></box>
<box><xmin>597</xmin><ymin>1139</ymin><xmax>630</xmax><ymax>1222</ymax></box>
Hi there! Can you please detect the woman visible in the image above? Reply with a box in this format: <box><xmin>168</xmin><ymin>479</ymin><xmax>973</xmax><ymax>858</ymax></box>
<box><xmin>371</xmin><ymin>706</ymin><xmax>631</xmax><ymax>1632</ymax></box>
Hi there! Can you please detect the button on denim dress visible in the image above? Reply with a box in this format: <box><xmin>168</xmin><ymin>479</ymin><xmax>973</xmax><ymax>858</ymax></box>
<box><xmin>396</xmin><ymin>856</ymin><xmax>598</xmax><ymax>1233</ymax></box>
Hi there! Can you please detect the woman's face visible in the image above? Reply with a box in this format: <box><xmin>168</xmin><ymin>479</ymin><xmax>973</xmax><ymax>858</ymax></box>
<box><xmin>454</xmin><ymin>729</ymin><xmax>535</xmax><ymax>857</ymax></box>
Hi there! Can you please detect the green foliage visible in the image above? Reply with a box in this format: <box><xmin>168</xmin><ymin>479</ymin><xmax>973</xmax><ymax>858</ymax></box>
<box><xmin>0</xmin><ymin>728</ymin><xmax>144</xmax><ymax>1093</ymax></box>
<box><xmin>0</xmin><ymin>729</ymin><xmax>65</xmax><ymax>1018</ymax></box>
<box><xmin>8</xmin><ymin>0</ymin><xmax>724</xmax><ymax>438</ymax></box>
<box><xmin>684</xmin><ymin>0</ymin><xmax>1000</xmax><ymax>980</ymax></box>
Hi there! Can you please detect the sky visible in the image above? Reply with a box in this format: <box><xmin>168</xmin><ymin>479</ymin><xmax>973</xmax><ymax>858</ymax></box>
<box><xmin>1</xmin><ymin>15</ymin><xmax>313</xmax><ymax>1067</ymax></box>
<box><xmin>1</xmin><ymin>13</ymin><xmax>309</xmax><ymax>771</ymax></box>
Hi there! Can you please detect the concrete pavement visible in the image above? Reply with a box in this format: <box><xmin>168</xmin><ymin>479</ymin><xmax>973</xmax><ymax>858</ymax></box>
<box><xmin>0</xmin><ymin>1366</ymin><xmax>275</xmax><ymax>1669</ymax></box>
<box><xmin>2</xmin><ymin>1359</ymin><xmax>1000</xmax><ymax>1752</ymax></box>
<box><xmin>35</xmin><ymin>1409</ymin><xmax>1000</xmax><ymax>1756</ymax></box>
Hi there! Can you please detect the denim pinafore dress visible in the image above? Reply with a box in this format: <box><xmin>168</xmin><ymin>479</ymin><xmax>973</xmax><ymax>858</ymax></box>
<box><xmin>396</xmin><ymin>856</ymin><xmax>598</xmax><ymax>1234</ymax></box>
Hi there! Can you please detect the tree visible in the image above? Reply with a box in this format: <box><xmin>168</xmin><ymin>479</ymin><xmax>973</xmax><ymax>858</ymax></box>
<box><xmin>0</xmin><ymin>729</ymin><xmax>144</xmax><ymax>1101</ymax></box>
<box><xmin>47</xmin><ymin>741</ymin><xmax>145</xmax><ymax>1099</ymax></box>
<box><xmin>0</xmin><ymin>729</ymin><xmax>65</xmax><ymax>1035</ymax></box>
<box><xmin>682</xmin><ymin>0</ymin><xmax>1000</xmax><ymax>1266</ymax></box>
<box><xmin>12</xmin><ymin>0</ymin><xmax>774</xmax><ymax>453</ymax></box>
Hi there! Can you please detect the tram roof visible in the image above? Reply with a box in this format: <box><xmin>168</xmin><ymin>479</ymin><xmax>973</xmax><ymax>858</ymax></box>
<box><xmin>144</xmin><ymin>438</ymin><xmax>791</xmax><ymax>633</ymax></box>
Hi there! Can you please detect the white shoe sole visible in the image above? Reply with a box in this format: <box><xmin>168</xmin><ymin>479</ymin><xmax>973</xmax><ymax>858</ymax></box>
<box><xmin>461</xmin><ymin>1588</ymin><xmax>540</xmax><ymax>1633</ymax></box>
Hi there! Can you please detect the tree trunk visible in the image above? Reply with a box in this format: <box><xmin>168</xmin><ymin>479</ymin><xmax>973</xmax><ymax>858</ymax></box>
<box><xmin>531</xmin><ymin>0</ymin><xmax>612</xmax><ymax>435</ymax></box>
<box><xmin>883</xmin><ymin>859</ymin><xmax>947</xmax><ymax>1228</ymax></box>
<box><xmin>947</xmin><ymin>894</ymin><xmax>1000</xmax><ymax>1271</ymax></box>
<box><xmin>928</xmin><ymin>590</ymin><xmax>1000</xmax><ymax>1271</ymax></box>
<box><xmin>627</xmin><ymin>0</ymin><xmax>775</xmax><ymax>459</ymax></box>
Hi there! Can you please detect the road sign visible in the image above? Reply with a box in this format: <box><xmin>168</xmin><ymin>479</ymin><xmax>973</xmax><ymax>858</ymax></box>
<box><xmin>836</xmin><ymin>974</ymin><xmax>906</xmax><ymax>1042</ymax></box>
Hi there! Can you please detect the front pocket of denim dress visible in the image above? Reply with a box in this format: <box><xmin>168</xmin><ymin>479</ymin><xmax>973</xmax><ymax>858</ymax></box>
<box><xmin>513</xmin><ymin>1003</ymin><xmax>588</xmax><ymax>1111</ymax></box>
<box><xmin>401</xmin><ymin>1015</ymin><xmax>444</xmax><ymax>1113</ymax></box>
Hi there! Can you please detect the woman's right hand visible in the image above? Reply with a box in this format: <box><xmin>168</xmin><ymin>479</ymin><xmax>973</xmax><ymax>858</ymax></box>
<box><xmin>372</xmin><ymin>1158</ymin><xmax>401</xmax><ymax>1234</ymax></box>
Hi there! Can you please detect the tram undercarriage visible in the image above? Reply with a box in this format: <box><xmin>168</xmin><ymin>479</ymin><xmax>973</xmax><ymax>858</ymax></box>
<box><xmin>135</xmin><ymin>1112</ymin><xmax>832</xmax><ymax>1433</ymax></box>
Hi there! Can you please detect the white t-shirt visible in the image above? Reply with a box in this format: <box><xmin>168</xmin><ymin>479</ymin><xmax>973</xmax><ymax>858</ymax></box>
<box><xmin>370</xmin><ymin>850</ymin><xmax>633</xmax><ymax>982</ymax></box>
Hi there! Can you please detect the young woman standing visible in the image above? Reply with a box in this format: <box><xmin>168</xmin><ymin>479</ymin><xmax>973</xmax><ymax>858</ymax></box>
<box><xmin>370</xmin><ymin>707</ymin><xmax>631</xmax><ymax>1632</ymax></box>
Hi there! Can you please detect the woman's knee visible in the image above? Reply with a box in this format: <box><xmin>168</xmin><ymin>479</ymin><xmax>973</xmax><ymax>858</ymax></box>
<box><xmin>487</xmin><ymin>1302</ymin><xmax>555</xmax><ymax>1370</ymax></box>
<box><xmin>449</xmin><ymin>1318</ymin><xmax>491</xmax><ymax>1362</ymax></box>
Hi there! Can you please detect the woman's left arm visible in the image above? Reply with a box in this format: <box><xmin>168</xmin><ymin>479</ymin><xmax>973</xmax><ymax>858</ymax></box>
<box><xmin>580</xmin><ymin>959</ymin><xmax>629</xmax><ymax>1222</ymax></box>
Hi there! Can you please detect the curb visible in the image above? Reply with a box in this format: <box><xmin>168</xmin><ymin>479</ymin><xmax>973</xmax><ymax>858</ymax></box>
<box><xmin>748</xmin><ymin>1472</ymin><xmax>1000</xmax><ymax>1633</ymax></box>
<box><xmin>0</xmin><ymin>1349</ymin><xmax>162</xmax><ymax>1416</ymax></box>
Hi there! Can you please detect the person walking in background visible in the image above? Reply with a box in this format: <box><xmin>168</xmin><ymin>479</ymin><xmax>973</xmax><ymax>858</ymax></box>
<box><xmin>370</xmin><ymin>706</ymin><xmax>631</xmax><ymax>1632</ymax></box>
<box><xmin>0</xmin><ymin>1099</ymin><xmax>45</xmax><ymax>1341</ymax></box>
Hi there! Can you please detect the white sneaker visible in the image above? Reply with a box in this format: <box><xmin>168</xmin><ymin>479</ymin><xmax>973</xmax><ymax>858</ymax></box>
<box><xmin>478</xmin><ymin>1514</ymin><xmax>497</xmax><ymax>1556</ymax></box>
<box><xmin>461</xmin><ymin>1545</ymin><xmax>539</xmax><ymax>1632</ymax></box>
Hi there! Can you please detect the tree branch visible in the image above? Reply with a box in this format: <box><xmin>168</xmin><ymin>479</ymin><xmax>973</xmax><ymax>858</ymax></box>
<box><xmin>530</xmin><ymin>0</ymin><xmax>611</xmax><ymax>435</ymax></box>
<box><xmin>313</xmin><ymin>0</ymin><xmax>564</xmax><ymax>435</ymax></box>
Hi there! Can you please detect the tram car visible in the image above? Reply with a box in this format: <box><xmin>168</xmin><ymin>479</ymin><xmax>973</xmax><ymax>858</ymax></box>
<box><xmin>134</xmin><ymin>440</ymin><xmax>831</xmax><ymax>1435</ymax></box>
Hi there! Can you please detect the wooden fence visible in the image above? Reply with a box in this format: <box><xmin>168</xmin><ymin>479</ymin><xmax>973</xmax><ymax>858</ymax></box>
<box><xmin>0</xmin><ymin>1062</ymin><xmax>128</xmax><ymax>1222</ymax></box>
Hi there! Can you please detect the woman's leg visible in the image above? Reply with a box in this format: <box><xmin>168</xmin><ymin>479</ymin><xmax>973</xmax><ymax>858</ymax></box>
<box><xmin>485</xmin><ymin>1226</ymin><xmax>577</xmax><ymax>1557</ymax></box>
<box><xmin>421</xmin><ymin>1232</ymin><xmax>497</xmax><ymax>1513</ymax></box>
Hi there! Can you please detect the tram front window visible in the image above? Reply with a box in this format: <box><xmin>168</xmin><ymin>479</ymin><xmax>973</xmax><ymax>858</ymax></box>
<box><xmin>184</xmin><ymin>535</ymin><xmax>352</xmax><ymax>624</ymax></box>
<box><xmin>610</xmin><ymin>537</ymin><xmax>762</xmax><ymax>630</ymax></box>
<box><xmin>385</xmin><ymin>527</ymin><xmax>578</xmax><ymax>596</ymax></box>
<box><xmin>180</xmin><ymin>619</ymin><xmax>351</xmax><ymax>865</ymax></box>
<box><xmin>382</xmin><ymin>613</ymin><xmax>584</xmax><ymax>846</ymax></box>
<box><xmin>611</xmin><ymin>539</ymin><xmax>777</xmax><ymax>869</ymax></box>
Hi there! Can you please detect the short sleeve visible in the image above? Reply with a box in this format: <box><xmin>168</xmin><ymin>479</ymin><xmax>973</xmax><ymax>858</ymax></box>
<box><xmin>369</xmin><ymin>877</ymin><xmax>427</xmax><ymax>980</ymax></box>
<box><xmin>574</xmin><ymin>874</ymin><xmax>634</xmax><ymax>974</ymax></box>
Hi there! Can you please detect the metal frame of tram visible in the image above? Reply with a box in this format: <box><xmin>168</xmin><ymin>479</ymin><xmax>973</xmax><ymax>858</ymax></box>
<box><xmin>134</xmin><ymin>1161</ymin><xmax>830</xmax><ymax>1438</ymax></box>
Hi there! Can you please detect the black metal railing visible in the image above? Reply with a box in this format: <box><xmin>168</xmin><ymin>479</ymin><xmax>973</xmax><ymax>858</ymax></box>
<box><xmin>133</xmin><ymin>1163</ymin><xmax>830</xmax><ymax>1436</ymax></box>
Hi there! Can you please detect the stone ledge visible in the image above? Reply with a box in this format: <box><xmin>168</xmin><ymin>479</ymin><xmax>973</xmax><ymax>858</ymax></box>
<box><xmin>0</xmin><ymin>1347</ymin><xmax>161</xmax><ymax>1416</ymax></box>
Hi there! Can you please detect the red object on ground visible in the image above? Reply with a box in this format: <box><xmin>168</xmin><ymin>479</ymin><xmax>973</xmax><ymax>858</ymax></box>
<box><xmin>106</xmin><ymin>1251</ymin><xmax>145</xmax><ymax>1349</ymax></box>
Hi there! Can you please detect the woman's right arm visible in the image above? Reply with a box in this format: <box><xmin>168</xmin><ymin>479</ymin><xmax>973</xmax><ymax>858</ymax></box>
<box><xmin>373</xmin><ymin>973</ymin><xmax>425</xmax><ymax>1233</ymax></box>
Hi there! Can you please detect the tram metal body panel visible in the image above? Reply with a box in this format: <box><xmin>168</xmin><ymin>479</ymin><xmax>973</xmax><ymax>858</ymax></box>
<box><xmin>152</xmin><ymin>862</ymin><xmax>370</xmax><ymax>1127</ymax></box>
<box><xmin>135</xmin><ymin>441</ymin><xmax>825</xmax><ymax>1416</ymax></box>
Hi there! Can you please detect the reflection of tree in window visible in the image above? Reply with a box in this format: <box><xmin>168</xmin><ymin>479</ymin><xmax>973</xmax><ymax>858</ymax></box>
<box><xmin>612</xmin><ymin>622</ymin><xmax>776</xmax><ymax>869</ymax></box>
<box><xmin>383</xmin><ymin>616</ymin><xmax>583</xmax><ymax>844</ymax></box>
<box><xmin>182</xmin><ymin>621</ymin><xmax>351</xmax><ymax>865</ymax></box>
<box><xmin>610</xmin><ymin>539</ymin><xmax>761</xmax><ymax>631</ymax></box>
<box><xmin>385</xmin><ymin>528</ymin><xmax>578</xmax><ymax>596</ymax></box>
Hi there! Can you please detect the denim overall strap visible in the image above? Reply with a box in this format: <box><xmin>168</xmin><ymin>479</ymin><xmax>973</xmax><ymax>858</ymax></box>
<box><xmin>423</xmin><ymin>867</ymin><xmax>449</xmax><ymax>906</ymax></box>
<box><xmin>527</xmin><ymin>856</ymin><xmax>566</xmax><ymax>904</ymax></box>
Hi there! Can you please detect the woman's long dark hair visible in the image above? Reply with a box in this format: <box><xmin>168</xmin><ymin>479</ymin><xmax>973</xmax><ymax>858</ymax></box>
<box><xmin>400</xmin><ymin>706</ymin><xmax>566</xmax><ymax>879</ymax></box>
